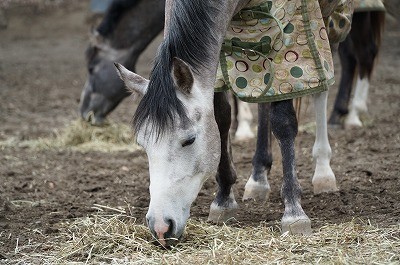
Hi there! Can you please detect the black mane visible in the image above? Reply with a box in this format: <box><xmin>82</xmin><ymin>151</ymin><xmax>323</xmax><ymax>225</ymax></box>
<box><xmin>97</xmin><ymin>0</ymin><xmax>141</xmax><ymax>37</ymax></box>
<box><xmin>132</xmin><ymin>0</ymin><xmax>221</xmax><ymax>138</ymax></box>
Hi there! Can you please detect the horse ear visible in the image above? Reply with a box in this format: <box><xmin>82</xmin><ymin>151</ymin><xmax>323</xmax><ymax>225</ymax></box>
<box><xmin>172</xmin><ymin>57</ymin><xmax>194</xmax><ymax>95</ymax></box>
<box><xmin>89</xmin><ymin>28</ymin><xmax>105</xmax><ymax>48</ymax></box>
<box><xmin>114</xmin><ymin>63</ymin><xmax>149</xmax><ymax>95</ymax></box>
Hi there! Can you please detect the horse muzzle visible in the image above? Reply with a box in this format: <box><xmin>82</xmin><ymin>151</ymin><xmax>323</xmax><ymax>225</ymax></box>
<box><xmin>146</xmin><ymin>215</ymin><xmax>185</xmax><ymax>248</ymax></box>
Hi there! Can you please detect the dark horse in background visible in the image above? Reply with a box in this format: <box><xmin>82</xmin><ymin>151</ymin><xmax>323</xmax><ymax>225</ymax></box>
<box><xmin>79</xmin><ymin>0</ymin><xmax>386</xmax><ymax>130</ymax></box>
<box><xmin>80</xmin><ymin>0</ymin><xmax>164</xmax><ymax>125</ymax></box>
<box><xmin>328</xmin><ymin>9</ymin><xmax>386</xmax><ymax>128</ymax></box>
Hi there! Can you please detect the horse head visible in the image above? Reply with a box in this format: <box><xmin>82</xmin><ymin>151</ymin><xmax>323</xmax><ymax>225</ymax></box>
<box><xmin>115</xmin><ymin>60</ymin><xmax>221</xmax><ymax>247</ymax></box>
<box><xmin>79</xmin><ymin>29</ymin><xmax>132</xmax><ymax>126</ymax></box>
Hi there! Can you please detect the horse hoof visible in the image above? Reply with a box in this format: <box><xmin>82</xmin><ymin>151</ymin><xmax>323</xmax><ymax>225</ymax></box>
<box><xmin>312</xmin><ymin>165</ymin><xmax>338</xmax><ymax>194</ymax></box>
<box><xmin>242</xmin><ymin>177</ymin><xmax>270</xmax><ymax>202</ymax></box>
<box><xmin>328</xmin><ymin>115</ymin><xmax>343</xmax><ymax>129</ymax></box>
<box><xmin>281</xmin><ymin>216</ymin><xmax>312</xmax><ymax>235</ymax></box>
<box><xmin>208</xmin><ymin>201</ymin><xmax>238</xmax><ymax>224</ymax></box>
<box><xmin>344</xmin><ymin>115</ymin><xmax>363</xmax><ymax>129</ymax></box>
<box><xmin>313</xmin><ymin>178</ymin><xmax>338</xmax><ymax>194</ymax></box>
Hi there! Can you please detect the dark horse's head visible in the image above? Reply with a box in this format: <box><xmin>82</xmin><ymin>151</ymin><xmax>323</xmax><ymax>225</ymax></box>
<box><xmin>79</xmin><ymin>0</ymin><xmax>164</xmax><ymax>125</ymax></box>
<box><xmin>80</xmin><ymin>30</ymin><xmax>132</xmax><ymax>125</ymax></box>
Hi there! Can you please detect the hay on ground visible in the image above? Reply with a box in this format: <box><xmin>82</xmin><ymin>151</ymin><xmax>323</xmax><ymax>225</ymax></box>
<box><xmin>0</xmin><ymin>119</ymin><xmax>139</xmax><ymax>152</ymax></box>
<box><xmin>7</xmin><ymin>206</ymin><xmax>399</xmax><ymax>264</ymax></box>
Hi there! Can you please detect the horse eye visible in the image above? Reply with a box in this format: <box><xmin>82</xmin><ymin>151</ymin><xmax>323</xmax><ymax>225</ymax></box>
<box><xmin>182</xmin><ymin>136</ymin><xmax>196</xmax><ymax>147</ymax></box>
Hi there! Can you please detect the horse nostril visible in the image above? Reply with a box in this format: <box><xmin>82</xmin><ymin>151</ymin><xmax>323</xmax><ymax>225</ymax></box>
<box><xmin>164</xmin><ymin>218</ymin><xmax>175</xmax><ymax>239</ymax></box>
<box><xmin>88</xmin><ymin>65</ymin><xmax>95</xmax><ymax>74</ymax></box>
<box><xmin>85</xmin><ymin>110</ymin><xmax>94</xmax><ymax>122</ymax></box>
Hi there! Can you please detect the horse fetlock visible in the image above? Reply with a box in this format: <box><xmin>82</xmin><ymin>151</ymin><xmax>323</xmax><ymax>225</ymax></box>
<box><xmin>355</xmin><ymin>103</ymin><xmax>368</xmax><ymax>114</ymax></box>
<box><xmin>328</xmin><ymin>112</ymin><xmax>344</xmax><ymax>128</ymax></box>
<box><xmin>312</xmin><ymin>146</ymin><xmax>332</xmax><ymax>162</ymax></box>
<box><xmin>281</xmin><ymin>214</ymin><xmax>312</xmax><ymax>235</ymax></box>
<box><xmin>208</xmin><ymin>199</ymin><xmax>238</xmax><ymax>224</ymax></box>
<box><xmin>312</xmin><ymin>164</ymin><xmax>338</xmax><ymax>194</ymax></box>
<box><xmin>242</xmin><ymin>177</ymin><xmax>271</xmax><ymax>202</ymax></box>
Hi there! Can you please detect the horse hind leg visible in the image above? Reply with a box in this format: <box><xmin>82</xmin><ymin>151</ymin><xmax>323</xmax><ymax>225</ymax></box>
<box><xmin>345</xmin><ymin>12</ymin><xmax>381</xmax><ymax>129</ymax></box>
<box><xmin>234</xmin><ymin>99</ymin><xmax>255</xmax><ymax>141</ymax></box>
<box><xmin>271</xmin><ymin>100</ymin><xmax>311</xmax><ymax>235</ymax></box>
<box><xmin>344</xmin><ymin>77</ymin><xmax>370</xmax><ymax>128</ymax></box>
<box><xmin>328</xmin><ymin>35</ymin><xmax>356</xmax><ymax>127</ymax></box>
<box><xmin>208</xmin><ymin>92</ymin><xmax>238</xmax><ymax>223</ymax></box>
<box><xmin>243</xmin><ymin>103</ymin><xmax>272</xmax><ymax>202</ymax></box>
<box><xmin>345</xmin><ymin>40</ymin><xmax>374</xmax><ymax>128</ymax></box>
<box><xmin>312</xmin><ymin>91</ymin><xmax>337</xmax><ymax>194</ymax></box>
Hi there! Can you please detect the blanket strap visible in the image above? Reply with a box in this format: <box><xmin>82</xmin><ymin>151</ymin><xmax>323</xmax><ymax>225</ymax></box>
<box><xmin>218</xmin><ymin>3</ymin><xmax>284</xmax><ymax>98</ymax></box>
<box><xmin>232</xmin><ymin>2</ymin><xmax>273</xmax><ymax>21</ymax></box>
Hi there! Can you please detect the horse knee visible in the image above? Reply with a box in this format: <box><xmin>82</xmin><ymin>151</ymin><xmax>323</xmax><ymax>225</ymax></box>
<box><xmin>214</xmin><ymin>92</ymin><xmax>232</xmax><ymax>134</ymax></box>
<box><xmin>270</xmin><ymin>100</ymin><xmax>297</xmax><ymax>141</ymax></box>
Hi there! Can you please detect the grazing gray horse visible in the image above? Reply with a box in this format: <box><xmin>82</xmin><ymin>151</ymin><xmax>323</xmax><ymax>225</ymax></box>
<box><xmin>115</xmin><ymin>0</ymin><xmax>351</xmax><ymax>247</ymax></box>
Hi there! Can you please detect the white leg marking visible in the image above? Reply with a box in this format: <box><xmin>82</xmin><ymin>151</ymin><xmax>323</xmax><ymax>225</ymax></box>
<box><xmin>345</xmin><ymin>77</ymin><xmax>369</xmax><ymax>128</ymax></box>
<box><xmin>242</xmin><ymin>174</ymin><xmax>271</xmax><ymax>202</ymax></box>
<box><xmin>234</xmin><ymin>101</ymin><xmax>255</xmax><ymax>141</ymax></box>
<box><xmin>208</xmin><ymin>190</ymin><xmax>238</xmax><ymax>223</ymax></box>
<box><xmin>312</xmin><ymin>91</ymin><xmax>338</xmax><ymax>194</ymax></box>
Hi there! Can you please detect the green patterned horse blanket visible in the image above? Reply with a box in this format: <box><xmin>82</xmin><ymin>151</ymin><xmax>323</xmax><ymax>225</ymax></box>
<box><xmin>215</xmin><ymin>0</ymin><xmax>353</xmax><ymax>103</ymax></box>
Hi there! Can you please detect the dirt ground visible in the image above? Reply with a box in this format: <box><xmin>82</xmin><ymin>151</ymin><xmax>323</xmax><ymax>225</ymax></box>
<box><xmin>0</xmin><ymin>1</ymin><xmax>399</xmax><ymax>261</ymax></box>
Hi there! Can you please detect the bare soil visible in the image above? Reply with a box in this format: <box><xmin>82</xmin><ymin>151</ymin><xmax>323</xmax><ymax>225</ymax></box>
<box><xmin>0</xmin><ymin>2</ymin><xmax>399</xmax><ymax>260</ymax></box>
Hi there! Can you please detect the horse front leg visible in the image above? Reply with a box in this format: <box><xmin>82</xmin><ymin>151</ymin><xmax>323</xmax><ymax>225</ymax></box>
<box><xmin>312</xmin><ymin>91</ymin><xmax>338</xmax><ymax>194</ymax></box>
<box><xmin>243</xmin><ymin>103</ymin><xmax>273</xmax><ymax>202</ymax></box>
<box><xmin>271</xmin><ymin>100</ymin><xmax>311</xmax><ymax>235</ymax></box>
<box><xmin>208</xmin><ymin>91</ymin><xmax>239</xmax><ymax>223</ymax></box>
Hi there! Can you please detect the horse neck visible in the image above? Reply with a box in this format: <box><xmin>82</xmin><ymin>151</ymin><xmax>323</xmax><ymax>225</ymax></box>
<box><xmin>101</xmin><ymin>0</ymin><xmax>164</xmax><ymax>67</ymax></box>
<box><xmin>164</xmin><ymin>0</ymin><xmax>249</xmax><ymax>89</ymax></box>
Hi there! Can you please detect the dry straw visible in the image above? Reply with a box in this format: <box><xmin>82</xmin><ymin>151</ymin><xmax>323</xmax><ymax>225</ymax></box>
<box><xmin>17</xmin><ymin>207</ymin><xmax>398</xmax><ymax>264</ymax></box>
<box><xmin>0</xmin><ymin>119</ymin><xmax>139</xmax><ymax>152</ymax></box>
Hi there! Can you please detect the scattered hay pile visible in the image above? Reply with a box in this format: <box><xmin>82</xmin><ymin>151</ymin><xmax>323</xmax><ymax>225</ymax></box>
<box><xmin>14</xmin><ymin>210</ymin><xmax>400</xmax><ymax>264</ymax></box>
<box><xmin>0</xmin><ymin>119</ymin><xmax>139</xmax><ymax>152</ymax></box>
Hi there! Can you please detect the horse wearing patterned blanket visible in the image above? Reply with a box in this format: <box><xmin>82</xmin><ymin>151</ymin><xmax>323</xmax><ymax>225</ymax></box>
<box><xmin>114</xmin><ymin>0</ymin><xmax>355</xmax><ymax>247</ymax></box>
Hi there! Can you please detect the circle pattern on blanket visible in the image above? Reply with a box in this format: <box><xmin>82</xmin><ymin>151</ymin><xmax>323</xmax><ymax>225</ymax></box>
<box><xmin>236</xmin><ymin>77</ymin><xmax>248</xmax><ymax>89</ymax></box>
<box><xmin>284</xmin><ymin>23</ymin><xmax>294</xmax><ymax>34</ymax></box>
<box><xmin>290</xmin><ymin>66</ymin><xmax>303</xmax><ymax>78</ymax></box>
<box><xmin>285</xmin><ymin>51</ymin><xmax>299</xmax><ymax>62</ymax></box>
<box><xmin>235</xmin><ymin>60</ymin><xmax>249</xmax><ymax>72</ymax></box>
